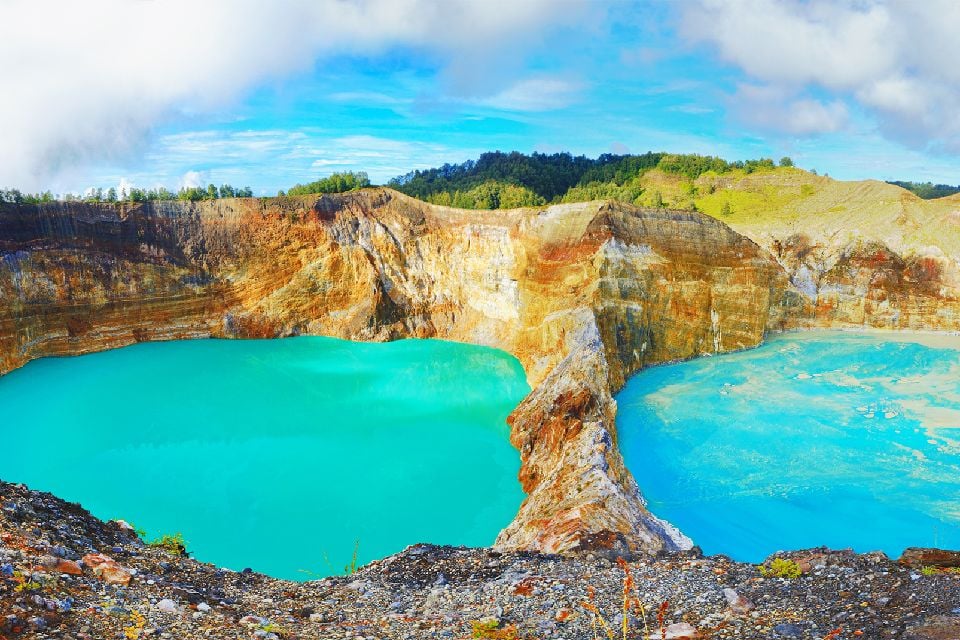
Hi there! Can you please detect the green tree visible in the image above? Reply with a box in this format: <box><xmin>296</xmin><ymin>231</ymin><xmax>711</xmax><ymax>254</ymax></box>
<box><xmin>286</xmin><ymin>171</ymin><xmax>371</xmax><ymax>196</ymax></box>
<box><xmin>779</xmin><ymin>156</ymin><xmax>794</xmax><ymax>167</ymax></box>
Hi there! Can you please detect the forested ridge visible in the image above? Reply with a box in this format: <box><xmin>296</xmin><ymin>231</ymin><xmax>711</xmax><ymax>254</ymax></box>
<box><xmin>386</xmin><ymin>151</ymin><xmax>791</xmax><ymax>209</ymax></box>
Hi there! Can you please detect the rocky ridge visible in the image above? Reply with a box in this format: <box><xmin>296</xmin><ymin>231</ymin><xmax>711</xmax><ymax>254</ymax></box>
<box><xmin>3</xmin><ymin>480</ymin><xmax>960</xmax><ymax>640</ymax></box>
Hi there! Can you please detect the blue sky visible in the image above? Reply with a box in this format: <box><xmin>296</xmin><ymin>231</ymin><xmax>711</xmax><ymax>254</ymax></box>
<box><xmin>4</xmin><ymin>0</ymin><xmax>960</xmax><ymax>195</ymax></box>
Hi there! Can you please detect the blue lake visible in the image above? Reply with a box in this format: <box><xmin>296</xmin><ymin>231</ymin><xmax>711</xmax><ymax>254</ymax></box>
<box><xmin>0</xmin><ymin>337</ymin><xmax>529</xmax><ymax>579</ymax></box>
<box><xmin>617</xmin><ymin>331</ymin><xmax>960</xmax><ymax>561</ymax></box>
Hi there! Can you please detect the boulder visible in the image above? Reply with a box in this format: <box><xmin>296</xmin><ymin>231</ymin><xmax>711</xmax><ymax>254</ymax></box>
<box><xmin>899</xmin><ymin>548</ymin><xmax>960</xmax><ymax>569</ymax></box>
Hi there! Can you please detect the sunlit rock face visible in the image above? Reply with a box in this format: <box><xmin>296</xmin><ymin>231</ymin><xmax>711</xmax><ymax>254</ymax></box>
<box><xmin>0</xmin><ymin>189</ymin><xmax>788</xmax><ymax>555</ymax></box>
<box><xmin>718</xmin><ymin>185</ymin><xmax>960</xmax><ymax>333</ymax></box>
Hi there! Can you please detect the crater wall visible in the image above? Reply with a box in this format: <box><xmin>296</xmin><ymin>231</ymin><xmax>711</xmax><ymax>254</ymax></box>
<box><xmin>3</xmin><ymin>188</ymin><xmax>933</xmax><ymax>555</ymax></box>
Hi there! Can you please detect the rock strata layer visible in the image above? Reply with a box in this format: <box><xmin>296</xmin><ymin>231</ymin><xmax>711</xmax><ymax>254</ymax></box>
<box><xmin>0</xmin><ymin>188</ymin><xmax>942</xmax><ymax>554</ymax></box>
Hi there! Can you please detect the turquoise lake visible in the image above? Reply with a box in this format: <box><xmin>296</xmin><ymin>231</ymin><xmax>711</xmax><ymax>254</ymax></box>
<box><xmin>0</xmin><ymin>337</ymin><xmax>530</xmax><ymax>580</ymax></box>
<box><xmin>617</xmin><ymin>331</ymin><xmax>960</xmax><ymax>561</ymax></box>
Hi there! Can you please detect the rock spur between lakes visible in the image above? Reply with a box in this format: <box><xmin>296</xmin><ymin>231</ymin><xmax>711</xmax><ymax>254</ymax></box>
<box><xmin>2</xmin><ymin>481</ymin><xmax>960</xmax><ymax>640</ymax></box>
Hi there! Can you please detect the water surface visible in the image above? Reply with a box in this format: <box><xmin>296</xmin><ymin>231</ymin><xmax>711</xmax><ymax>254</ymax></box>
<box><xmin>617</xmin><ymin>331</ymin><xmax>960</xmax><ymax>561</ymax></box>
<box><xmin>0</xmin><ymin>337</ymin><xmax>529</xmax><ymax>579</ymax></box>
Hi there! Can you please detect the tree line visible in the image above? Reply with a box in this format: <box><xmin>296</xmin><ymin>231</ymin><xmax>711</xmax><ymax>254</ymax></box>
<box><xmin>0</xmin><ymin>184</ymin><xmax>254</xmax><ymax>205</ymax></box>
<box><xmin>384</xmin><ymin>151</ymin><xmax>799</xmax><ymax>209</ymax></box>
<box><xmin>887</xmin><ymin>181</ymin><xmax>960</xmax><ymax>199</ymax></box>
<box><xmin>280</xmin><ymin>171</ymin><xmax>370</xmax><ymax>197</ymax></box>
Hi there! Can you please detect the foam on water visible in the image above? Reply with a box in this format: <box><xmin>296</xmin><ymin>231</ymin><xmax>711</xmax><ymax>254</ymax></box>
<box><xmin>617</xmin><ymin>331</ymin><xmax>960</xmax><ymax>561</ymax></box>
<box><xmin>0</xmin><ymin>337</ymin><xmax>529</xmax><ymax>579</ymax></box>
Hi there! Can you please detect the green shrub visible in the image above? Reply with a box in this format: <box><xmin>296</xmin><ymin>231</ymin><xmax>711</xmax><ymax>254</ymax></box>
<box><xmin>148</xmin><ymin>532</ymin><xmax>187</xmax><ymax>556</ymax></box>
<box><xmin>758</xmin><ymin>557</ymin><xmax>802</xmax><ymax>579</ymax></box>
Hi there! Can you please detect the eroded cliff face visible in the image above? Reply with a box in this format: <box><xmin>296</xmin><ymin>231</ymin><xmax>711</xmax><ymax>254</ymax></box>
<box><xmin>0</xmin><ymin>190</ymin><xmax>788</xmax><ymax>555</ymax></box>
<box><xmin>710</xmin><ymin>180</ymin><xmax>960</xmax><ymax>333</ymax></box>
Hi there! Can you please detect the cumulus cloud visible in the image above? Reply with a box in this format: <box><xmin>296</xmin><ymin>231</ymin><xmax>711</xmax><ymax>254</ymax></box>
<box><xmin>681</xmin><ymin>0</ymin><xmax>960</xmax><ymax>148</ymax></box>
<box><xmin>0</xmin><ymin>0</ymin><xmax>589</xmax><ymax>190</ymax></box>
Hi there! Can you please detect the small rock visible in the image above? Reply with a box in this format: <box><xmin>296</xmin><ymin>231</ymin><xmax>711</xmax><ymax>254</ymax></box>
<box><xmin>155</xmin><ymin>599</ymin><xmax>178</xmax><ymax>614</ymax></box>
<box><xmin>93</xmin><ymin>562</ymin><xmax>131</xmax><ymax>585</ymax></box>
<box><xmin>81</xmin><ymin>553</ymin><xmax>114</xmax><ymax>569</ymax></box>
<box><xmin>773</xmin><ymin>623</ymin><xmax>804</xmax><ymax>637</ymax></box>
<box><xmin>56</xmin><ymin>559</ymin><xmax>83</xmax><ymax>576</ymax></box>
<box><xmin>661</xmin><ymin>622</ymin><xmax>698</xmax><ymax>639</ymax></box>
<box><xmin>723</xmin><ymin>588</ymin><xmax>754</xmax><ymax>614</ymax></box>
<box><xmin>197</xmin><ymin>602</ymin><xmax>211</xmax><ymax>613</ymax></box>
<box><xmin>112</xmin><ymin>519</ymin><xmax>135</xmax><ymax>532</ymax></box>
<box><xmin>555</xmin><ymin>607</ymin><xmax>574</xmax><ymax>623</ymax></box>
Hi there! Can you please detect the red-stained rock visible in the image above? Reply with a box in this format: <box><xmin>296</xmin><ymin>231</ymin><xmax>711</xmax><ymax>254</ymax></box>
<box><xmin>81</xmin><ymin>553</ymin><xmax>113</xmax><ymax>569</ymax></box>
<box><xmin>899</xmin><ymin>548</ymin><xmax>960</xmax><ymax>569</ymax></box>
<box><xmin>55</xmin><ymin>559</ymin><xmax>83</xmax><ymax>576</ymax></box>
<box><xmin>93</xmin><ymin>562</ymin><xmax>132</xmax><ymax>586</ymax></box>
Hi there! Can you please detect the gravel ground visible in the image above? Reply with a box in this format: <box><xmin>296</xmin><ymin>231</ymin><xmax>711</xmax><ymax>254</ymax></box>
<box><xmin>1</xmin><ymin>480</ymin><xmax>959</xmax><ymax>640</ymax></box>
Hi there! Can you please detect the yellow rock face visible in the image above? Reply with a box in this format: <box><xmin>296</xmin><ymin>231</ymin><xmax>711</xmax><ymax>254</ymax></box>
<box><xmin>0</xmin><ymin>188</ymin><xmax>867</xmax><ymax>555</ymax></box>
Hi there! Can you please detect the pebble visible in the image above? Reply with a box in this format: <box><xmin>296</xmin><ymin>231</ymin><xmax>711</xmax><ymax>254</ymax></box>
<box><xmin>155</xmin><ymin>599</ymin><xmax>178</xmax><ymax>614</ymax></box>
<box><xmin>773</xmin><ymin>623</ymin><xmax>804</xmax><ymax>637</ymax></box>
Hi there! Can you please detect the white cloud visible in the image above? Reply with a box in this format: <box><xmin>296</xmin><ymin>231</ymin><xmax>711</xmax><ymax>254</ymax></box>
<box><xmin>734</xmin><ymin>85</ymin><xmax>848</xmax><ymax>136</ymax></box>
<box><xmin>0</xmin><ymin>0</ymin><xmax>590</xmax><ymax>190</ymax></box>
<box><xmin>681</xmin><ymin>0</ymin><xmax>960</xmax><ymax>148</ymax></box>
<box><xmin>479</xmin><ymin>76</ymin><xmax>586</xmax><ymax>112</ymax></box>
<box><xmin>179</xmin><ymin>171</ymin><xmax>206</xmax><ymax>190</ymax></box>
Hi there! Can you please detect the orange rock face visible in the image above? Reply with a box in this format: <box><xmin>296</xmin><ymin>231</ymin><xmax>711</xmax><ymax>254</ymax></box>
<box><xmin>0</xmin><ymin>188</ymin><xmax>902</xmax><ymax>555</ymax></box>
<box><xmin>56</xmin><ymin>559</ymin><xmax>83</xmax><ymax>576</ymax></box>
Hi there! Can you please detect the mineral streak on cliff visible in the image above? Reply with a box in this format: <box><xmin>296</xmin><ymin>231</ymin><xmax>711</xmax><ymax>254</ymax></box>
<box><xmin>0</xmin><ymin>189</ymin><xmax>804</xmax><ymax>555</ymax></box>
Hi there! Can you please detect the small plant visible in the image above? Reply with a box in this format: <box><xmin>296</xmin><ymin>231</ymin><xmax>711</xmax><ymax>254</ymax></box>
<box><xmin>579</xmin><ymin>558</ymin><xmax>653</xmax><ymax>640</ymax></box>
<box><xmin>758</xmin><ymin>558</ymin><xmax>802</xmax><ymax>579</ymax></box>
<box><xmin>344</xmin><ymin>539</ymin><xmax>360</xmax><ymax>575</ymax></box>
<box><xmin>123</xmin><ymin>610</ymin><xmax>147</xmax><ymax>639</ymax></box>
<box><xmin>470</xmin><ymin>619</ymin><xmax>519</xmax><ymax>640</ymax></box>
<box><xmin>918</xmin><ymin>565</ymin><xmax>960</xmax><ymax>576</ymax></box>
<box><xmin>12</xmin><ymin>570</ymin><xmax>43</xmax><ymax>593</ymax></box>
<box><xmin>261</xmin><ymin>622</ymin><xmax>286</xmax><ymax>635</ymax></box>
<box><xmin>148</xmin><ymin>532</ymin><xmax>187</xmax><ymax>556</ymax></box>
<box><xmin>657</xmin><ymin>601</ymin><xmax>670</xmax><ymax>640</ymax></box>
